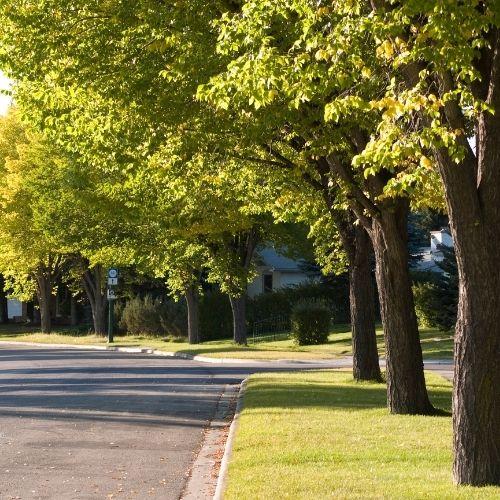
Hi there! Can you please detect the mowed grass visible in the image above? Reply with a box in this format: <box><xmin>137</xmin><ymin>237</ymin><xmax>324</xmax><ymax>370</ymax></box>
<box><xmin>0</xmin><ymin>324</ymin><xmax>453</xmax><ymax>360</ymax></box>
<box><xmin>225</xmin><ymin>371</ymin><xmax>498</xmax><ymax>499</ymax></box>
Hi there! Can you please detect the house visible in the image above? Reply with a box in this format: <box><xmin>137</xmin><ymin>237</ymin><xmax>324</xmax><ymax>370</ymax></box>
<box><xmin>7</xmin><ymin>298</ymin><xmax>28</xmax><ymax>322</ymax></box>
<box><xmin>413</xmin><ymin>228</ymin><xmax>454</xmax><ymax>273</ymax></box>
<box><xmin>247</xmin><ymin>247</ymin><xmax>319</xmax><ymax>298</ymax></box>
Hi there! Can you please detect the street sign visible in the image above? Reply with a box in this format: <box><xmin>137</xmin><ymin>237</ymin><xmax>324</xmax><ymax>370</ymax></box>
<box><xmin>108</xmin><ymin>268</ymin><xmax>119</xmax><ymax>279</ymax></box>
<box><xmin>107</xmin><ymin>277</ymin><xmax>118</xmax><ymax>286</ymax></box>
<box><xmin>107</xmin><ymin>288</ymin><xmax>117</xmax><ymax>300</ymax></box>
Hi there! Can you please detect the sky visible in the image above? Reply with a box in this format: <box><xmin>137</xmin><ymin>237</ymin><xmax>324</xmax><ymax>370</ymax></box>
<box><xmin>0</xmin><ymin>71</ymin><xmax>12</xmax><ymax>115</ymax></box>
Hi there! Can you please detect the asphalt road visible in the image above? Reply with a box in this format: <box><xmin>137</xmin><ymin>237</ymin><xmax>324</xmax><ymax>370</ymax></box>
<box><xmin>0</xmin><ymin>346</ymin><xmax>453</xmax><ymax>500</ymax></box>
<box><xmin>0</xmin><ymin>346</ymin><xmax>332</xmax><ymax>500</ymax></box>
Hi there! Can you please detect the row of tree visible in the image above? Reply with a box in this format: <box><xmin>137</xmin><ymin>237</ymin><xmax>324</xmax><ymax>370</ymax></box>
<box><xmin>0</xmin><ymin>0</ymin><xmax>498</xmax><ymax>486</ymax></box>
<box><xmin>0</xmin><ymin>108</ymin><xmax>299</xmax><ymax>341</ymax></box>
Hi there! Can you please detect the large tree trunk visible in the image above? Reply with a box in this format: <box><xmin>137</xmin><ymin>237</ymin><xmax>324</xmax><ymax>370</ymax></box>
<box><xmin>451</xmin><ymin>239</ymin><xmax>500</xmax><ymax>485</ymax></box>
<box><xmin>185</xmin><ymin>286</ymin><xmax>200</xmax><ymax>344</ymax></box>
<box><xmin>371</xmin><ymin>199</ymin><xmax>433</xmax><ymax>415</ymax></box>
<box><xmin>377</xmin><ymin>17</ymin><xmax>500</xmax><ymax>483</ymax></box>
<box><xmin>92</xmin><ymin>293</ymin><xmax>107</xmax><ymax>335</ymax></box>
<box><xmin>229</xmin><ymin>294</ymin><xmax>247</xmax><ymax>345</ymax></box>
<box><xmin>36</xmin><ymin>273</ymin><xmax>52</xmax><ymax>333</ymax></box>
<box><xmin>433</xmin><ymin>119</ymin><xmax>500</xmax><ymax>486</ymax></box>
<box><xmin>82</xmin><ymin>265</ymin><xmax>107</xmax><ymax>335</ymax></box>
<box><xmin>349</xmin><ymin>225</ymin><xmax>381</xmax><ymax>382</ymax></box>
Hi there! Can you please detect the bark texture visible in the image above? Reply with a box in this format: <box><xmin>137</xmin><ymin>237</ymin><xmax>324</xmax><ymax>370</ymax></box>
<box><xmin>371</xmin><ymin>199</ymin><xmax>433</xmax><ymax>414</ymax></box>
<box><xmin>451</xmin><ymin>236</ymin><xmax>500</xmax><ymax>485</ymax></box>
<box><xmin>307</xmin><ymin>160</ymin><xmax>381</xmax><ymax>382</ymax></box>
<box><xmin>70</xmin><ymin>294</ymin><xmax>78</xmax><ymax>327</ymax></box>
<box><xmin>348</xmin><ymin>225</ymin><xmax>381</xmax><ymax>382</ymax></box>
<box><xmin>317</xmin><ymin>155</ymin><xmax>432</xmax><ymax>411</ymax></box>
<box><xmin>222</xmin><ymin>228</ymin><xmax>259</xmax><ymax>345</ymax></box>
<box><xmin>229</xmin><ymin>294</ymin><xmax>247</xmax><ymax>345</ymax></box>
<box><xmin>82</xmin><ymin>265</ymin><xmax>107</xmax><ymax>335</ymax></box>
<box><xmin>447</xmin><ymin>29</ymin><xmax>500</xmax><ymax>485</ymax></box>
<box><xmin>185</xmin><ymin>286</ymin><xmax>200</xmax><ymax>344</ymax></box>
<box><xmin>0</xmin><ymin>275</ymin><xmax>9</xmax><ymax>324</ymax></box>
<box><xmin>36</xmin><ymin>272</ymin><xmax>52</xmax><ymax>333</ymax></box>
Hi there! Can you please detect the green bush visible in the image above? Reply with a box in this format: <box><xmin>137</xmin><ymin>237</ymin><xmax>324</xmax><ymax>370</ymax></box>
<box><xmin>413</xmin><ymin>281</ymin><xmax>456</xmax><ymax>332</ymax></box>
<box><xmin>412</xmin><ymin>245</ymin><xmax>457</xmax><ymax>332</ymax></box>
<box><xmin>118</xmin><ymin>295</ymin><xmax>187</xmax><ymax>337</ymax></box>
<box><xmin>291</xmin><ymin>299</ymin><xmax>331</xmax><ymax>345</ymax></box>
<box><xmin>413</xmin><ymin>282</ymin><xmax>440</xmax><ymax>328</ymax></box>
<box><xmin>161</xmin><ymin>300</ymin><xmax>188</xmax><ymax>337</ymax></box>
<box><xmin>248</xmin><ymin>280</ymin><xmax>350</xmax><ymax>326</ymax></box>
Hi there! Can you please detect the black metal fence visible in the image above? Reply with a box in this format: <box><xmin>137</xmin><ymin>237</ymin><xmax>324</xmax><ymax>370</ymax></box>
<box><xmin>250</xmin><ymin>315</ymin><xmax>291</xmax><ymax>343</ymax></box>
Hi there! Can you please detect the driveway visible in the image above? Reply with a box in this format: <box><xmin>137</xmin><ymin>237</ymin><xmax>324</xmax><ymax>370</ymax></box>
<box><xmin>0</xmin><ymin>346</ymin><xmax>453</xmax><ymax>499</ymax></box>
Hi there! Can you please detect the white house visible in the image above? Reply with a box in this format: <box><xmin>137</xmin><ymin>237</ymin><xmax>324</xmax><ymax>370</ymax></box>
<box><xmin>247</xmin><ymin>247</ymin><xmax>319</xmax><ymax>298</ymax></box>
<box><xmin>413</xmin><ymin>229</ymin><xmax>454</xmax><ymax>273</ymax></box>
<box><xmin>7</xmin><ymin>298</ymin><xmax>28</xmax><ymax>321</ymax></box>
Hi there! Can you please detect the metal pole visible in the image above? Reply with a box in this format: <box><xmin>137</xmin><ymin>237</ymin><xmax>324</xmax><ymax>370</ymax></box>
<box><xmin>108</xmin><ymin>297</ymin><xmax>114</xmax><ymax>343</ymax></box>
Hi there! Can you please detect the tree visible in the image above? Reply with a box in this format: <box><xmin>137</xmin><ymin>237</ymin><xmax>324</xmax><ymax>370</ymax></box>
<box><xmin>1</xmin><ymin>0</ymin><xmax>382</xmax><ymax>375</ymax></box>
<box><xmin>127</xmin><ymin>143</ymin><xmax>275</xmax><ymax>345</ymax></box>
<box><xmin>206</xmin><ymin>228</ymin><xmax>261</xmax><ymax>345</ymax></box>
<box><xmin>0</xmin><ymin>109</ymin><xmax>69</xmax><ymax>332</ymax></box>
<box><xmin>198</xmin><ymin>3</ymin><xmax>436</xmax><ymax>410</ymax></box>
<box><xmin>346</xmin><ymin>1</ymin><xmax>500</xmax><ymax>485</ymax></box>
<box><xmin>144</xmin><ymin>238</ymin><xmax>206</xmax><ymax>345</ymax></box>
<box><xmin>274</xmin><ymin>173</ymin><xmax>381</xmax><ymax>381</ymax></box>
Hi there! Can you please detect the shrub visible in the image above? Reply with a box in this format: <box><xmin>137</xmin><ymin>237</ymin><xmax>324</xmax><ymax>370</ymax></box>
<box><xmin>247</xmin><ymin>280</ymin><xmax>350</xmax><ymax>327</ymax></box>
<box><xmin>291</xmin><ymin>299</ymin><xmax>331</xmax><ymax>345</ymax></box>
<box><xmin>412</xmin><ymin>245</ymin><xmax>458</xmax><ymax>332</ymax></box>
<box><xmin>160</xmin><ymin>299</ymin><xmax>188</xmax><ymax>337</ymax></box>
<box><xmin>413</xmin><ymin>281</ymin><xmax>456</xmax><ymax>332</ymax></box>
<box><xmin>118</xmin><ymin>295</ymin><xmax>187</xmax><ymax>337</ymax></box>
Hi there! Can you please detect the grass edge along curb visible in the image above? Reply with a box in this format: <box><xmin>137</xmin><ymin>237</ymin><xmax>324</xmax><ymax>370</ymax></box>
<box><xmin>222</xmin><ymin>372</ymin><xmax>499</xmax><ymax>499</ymax></box>
<box><xmin>214</xmin><ymin>378</ymin><xmax>249</xmax><ymax>500</ymax></box>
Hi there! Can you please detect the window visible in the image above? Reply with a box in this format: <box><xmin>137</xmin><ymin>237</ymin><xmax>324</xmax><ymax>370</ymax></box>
<box><xmin>263</xmin><ymin>273</ymin><xmax>273</xmax><ymax>293</ymax></box>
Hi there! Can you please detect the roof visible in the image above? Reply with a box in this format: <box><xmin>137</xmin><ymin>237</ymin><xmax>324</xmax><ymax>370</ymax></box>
<box><xmin>257</xmin><ymin>247</ymin><xmax>306</xmax><ymax>272</ymax></box>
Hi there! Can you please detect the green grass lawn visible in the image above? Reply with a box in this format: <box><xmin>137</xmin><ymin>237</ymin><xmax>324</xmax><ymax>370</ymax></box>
<box><xmin>224</xmin><ymin>371</ymin><xmax>498</xmax><ymax>499</ymax></box>
<box><xmin>0</xmin><ymin>323</ymin><xmax>453</xmax><ymax>361</ymax></box>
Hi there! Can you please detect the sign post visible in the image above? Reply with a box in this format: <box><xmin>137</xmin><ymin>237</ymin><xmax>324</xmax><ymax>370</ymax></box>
<box><xmin>107</xmin><ymin>268</ymin><xmax>119</xmax><ymax>343</ymax></box>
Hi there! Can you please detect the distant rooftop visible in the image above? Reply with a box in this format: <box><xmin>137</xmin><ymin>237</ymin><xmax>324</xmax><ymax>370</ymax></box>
<box><xmin>257</xmin><ymin>247</ymin><xmax>307</xmax><ymax>272</ymax></box>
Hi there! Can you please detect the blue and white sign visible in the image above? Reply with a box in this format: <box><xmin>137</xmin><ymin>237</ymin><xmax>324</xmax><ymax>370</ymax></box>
<box><xmin>108</xmin><ymin>268</ymin><xmax>119</xmax><ymax>279</ymax></box>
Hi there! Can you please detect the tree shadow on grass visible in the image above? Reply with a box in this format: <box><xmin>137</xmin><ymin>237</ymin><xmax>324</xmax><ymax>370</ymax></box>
<box><xmin>243</xmin><ymin>376</ymin><xmax>452</xmax><ymax>415</ymax></box>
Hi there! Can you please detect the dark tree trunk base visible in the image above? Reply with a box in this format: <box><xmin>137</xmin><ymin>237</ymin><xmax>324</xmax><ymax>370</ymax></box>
<box><xmin>83</xmin><ymin>265</ymin><xmax>107</xmax><ymax>336</ymax></box>
<box><xmin>349</xmin><ymin>226</ymin><xmax>381</xmax><ymax>382</ymax></box>
<box><xmin>371</xmin><ymin>199</ymin><xmax>434</xmax><ymax>415</ymax></box>
<box><xmin>229</xmin><ymin>295</ymin><xmax>247</xmax><ymax>345</ymax></box>
<box><xmin>185</xmin><ymin>286</ymin><xmax>200</xmax><ymax>344</ymax></box>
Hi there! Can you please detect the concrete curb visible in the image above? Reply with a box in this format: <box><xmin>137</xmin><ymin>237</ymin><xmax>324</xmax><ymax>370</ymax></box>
<box><xmin>181</xmin><ymin>384</ymin><xmax>239</xmax><ymax>500</ymax></box>
<box><xmin>213</xmin><ymin>377</ymin><xmax>248</xmax><ymax>500</ymax></box>
<box><xmin>0</xmin><ymin>340</ymin><xmax>453</xmax><ymax>367</ymax></box>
